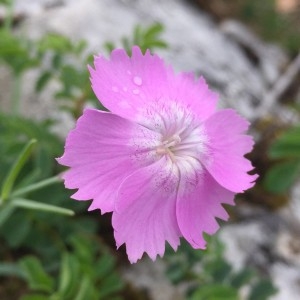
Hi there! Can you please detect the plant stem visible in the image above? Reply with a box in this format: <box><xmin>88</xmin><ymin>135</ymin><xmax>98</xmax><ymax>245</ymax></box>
<box><xmin>11</xmin><ymin>176</ymin><xmax>61</xmax><ymax>198</ymax></box>
<box><xmin>1</xmin><ymin>139</ymin><xmax>37</xmax><ymax>203</ymax></box>
<box><xmin>13</xmin><ymin>198</ymin><xmax>74</xmax><ymax>216</ymax></box>
<box><xmin>4</xmin><ymin>0</ymin><xmax>13</xmax><ymax>31</ymax></box>
<box><xmin>12</xmin><ymin>73</ymin><xmax>22</xmax><ymax>116</ymax></box>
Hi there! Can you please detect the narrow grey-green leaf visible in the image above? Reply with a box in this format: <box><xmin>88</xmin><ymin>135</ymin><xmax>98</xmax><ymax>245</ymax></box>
<box><xmin>1</xmin><ymin>139</ymin><xmax>37</xmax><ymax>202</ymax></box>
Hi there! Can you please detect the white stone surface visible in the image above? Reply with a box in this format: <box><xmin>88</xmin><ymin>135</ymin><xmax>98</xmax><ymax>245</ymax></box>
<box><xmin>220</xmin><ymin>210</ymin><xmax>300</xmax><ymax>300</ymax></box>
<box><xmin>122</xmin><ymin>258</ymin><xmax>184</xmax><ymax>300</ymax></box>
<box><xmin>7</xmin><ymin>0</ymin><xmax>286</xmax><ymax>122</ymax></box>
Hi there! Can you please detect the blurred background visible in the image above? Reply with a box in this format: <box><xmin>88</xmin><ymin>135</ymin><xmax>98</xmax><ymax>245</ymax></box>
<box><xmin>0</xmin><ymin>0</ymin><xmax>300</xmax><ymax>299</ymax></box>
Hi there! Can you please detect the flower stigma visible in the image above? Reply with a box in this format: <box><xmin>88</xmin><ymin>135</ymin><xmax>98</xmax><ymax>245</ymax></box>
<box><xmin>156</xmin><ymin>134</ymin><xmax>182</xmax><ymax>161</ymax></box>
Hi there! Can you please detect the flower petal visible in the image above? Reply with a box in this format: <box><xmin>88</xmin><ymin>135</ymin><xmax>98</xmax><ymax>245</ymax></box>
<box><xmin>170</xmin><ymin>72</ymin><xmax>218</xmax><ymax>122</ymax></box>
<box><xmin>202</xmin><ymin>109</ymin><xmax>258</xmax><ymax>193</ymax></box>
<box><xmin>176</xmin><ymin>170</ymin><xmax>234</xmax><ymax>249</ymax></box>
<box><xmin>57</xmin><ymin>109</ymin><xmax>161</xmax><ymax>213</ymax></box>
<box><xmin>89</xmin><ymin>46</ymin><xmax>169</xmax><ymax>120</ymax></box>
<box><xmin>112</xmin><ymin>158</ymin><xmax>181</xmax><ymax>263</ymax></box>
<box><xmin>89</xmin><ymin>46</ymin><xmax>217</xmax><ymax>122</ymax></box>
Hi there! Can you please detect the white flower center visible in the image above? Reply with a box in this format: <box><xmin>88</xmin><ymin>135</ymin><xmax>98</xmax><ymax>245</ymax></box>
<box><xmin>134</xmin><ymin>102</ymin><xmax>207</xmax><ymax>173</ymax></box>
<box><xmin>131</xmin><ymin>102</ymin><xmax>208</xmax><ymax>195</ymax></box>
<box><xmin>156</xmin><ymin>134</ymin><xmax>181</xmax><ymax>159</ymax></box>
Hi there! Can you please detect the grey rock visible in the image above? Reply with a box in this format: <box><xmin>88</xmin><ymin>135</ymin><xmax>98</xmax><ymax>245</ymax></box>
<box><xmin>6</xmin><ymin>0</ymin><xmax>287</xmax><ymax>124</ymax></box>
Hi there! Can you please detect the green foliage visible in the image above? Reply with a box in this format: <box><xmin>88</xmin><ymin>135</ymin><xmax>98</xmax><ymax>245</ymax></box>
<box><xmin>264</xmin><ymin>126</ymin><xmax>300</xmax><ymax>194</ymax></box>
<box><xmin>19</xmin><ymin>256</ymin><xmax>55</xmax><ymax>293</ymax></box>
<box><xmin>33</xmin><ymin>33</ymin><xmax>97</xmax><ymax>118</ymax></box>
<box><xmin>190</xmin><ymin>284</ymin><xmax>238</xmax><ymax>300</ymax></box>
<box><xmin>238</xmin><ymin>0</ymin><xmax>300</xmax><ymax>54</ymax></box>
<box><xmin>0</xmin><ymin>235</ymin><xmax>125</xmax><ymax>300</ymax></box>
<box><xmin>0</xmin><ymin>29</ymin><xmax>38</xmax><ymax>74</ymax></box>
<box><xmin>269</xmin><ymin>126</ymin><xmax>300</xmax><ymax>159</ymax></box>
<box><xmin>1</xmin><ymin>19</ymin><xmax>168</xmax><ymax>118</ymax></box>
<box><xmin>0</xmin><ymin>115</ymin><xmax>74</xmax><ymax>215</ymax></box>
<box><xmin>248</xmin><ymin>279</ymin><xmax>278</xmax><ymax>300</ymax></box>
<box><xmin>104</xmin><ymin>23</ymin><xmax>168</xmax><ymax>55</ymax></box>
<box><xmin>0</xmin><ymin>113</ymin><xmax>62</xmax><ymax>182</ymax></box>
<box><xmin>165</xmin><ymin>236</ymin><xmax>277</xmax><ymax>300</ymax></box>
<box><xmin>1</xmin><ymin>139</ymin><xmax>37</xmax><ymax>202</ymax></box>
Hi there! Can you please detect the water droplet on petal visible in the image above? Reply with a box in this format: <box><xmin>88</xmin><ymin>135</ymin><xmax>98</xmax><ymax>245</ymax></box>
<box><xmin>112</xmin><ymin>86</ymin><xmax>119</xmax><ymax>92</ymax></box>
<box><xmin>133</xmin><ymin>89</ymin><xmax>140</xmax><ymax>95</ymax></box>
<box><xmin>133</xmin><ymin>76</ymin><xmax>142</xmax><ymax>86</ymax></box>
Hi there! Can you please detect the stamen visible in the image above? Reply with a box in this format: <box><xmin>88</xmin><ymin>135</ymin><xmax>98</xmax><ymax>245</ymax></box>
<box><xmin>157</xmin><ymin>147</ymin><xmax>168</xmax><ymax>155</ymax></box>
<box><xmin>162</xmin><ymin>134</ymin><xmax>181</xmax><ymax>148</ymax></box>
<box><xmin>166</xmin><ymin>148</ymin><xmax>177</xmax><ymax>163</ymax></box>
<box><xmin>140</xmin><ymin>103</ymin><xmax>206</xmax><ymax>171</ymax></box>
<box><xmin>157</xmin><ymin>134</ymin><xmax>182</xmax><ymax>161</ymax></box>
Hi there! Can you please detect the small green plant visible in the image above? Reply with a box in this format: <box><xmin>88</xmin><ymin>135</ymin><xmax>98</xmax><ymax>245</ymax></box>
<box><xmin>0</xmin><ymin>235</ymin><xmax>125</xmax><ymax>300</ymax></box>
<box><xmin>104</xmin><ymin>23</ymin><xmax>168</xmax><ymax>55</ymax></box>
<box><xmin>264</xmin><ymin>125</ymin><xmax>300</xmax><ymax>194</ymax></box>
<box><xmin>0</xmin><ymin>139</ymin><xmax>74</xmax><ymax>225</ymax></box>
<box><xmin>165</xmin><ymin>236</ymin><xmax>278</xmax><ymax>300</ymax></box>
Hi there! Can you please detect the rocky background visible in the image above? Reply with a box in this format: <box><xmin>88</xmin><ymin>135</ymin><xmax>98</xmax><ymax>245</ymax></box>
<box><xmin>1</xmin><ymin>0</ymin><xmax>300</xmax><ymax>299</ymax></box>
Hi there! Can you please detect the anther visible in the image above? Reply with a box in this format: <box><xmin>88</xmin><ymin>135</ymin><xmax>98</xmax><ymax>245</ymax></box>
<box><xmin>162</xmin><ymin>134</ymin><xmax>181</xmax><ymax>148</ymax></box>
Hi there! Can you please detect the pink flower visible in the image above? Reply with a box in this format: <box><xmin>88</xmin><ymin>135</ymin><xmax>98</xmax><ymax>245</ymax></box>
<box><xmin>58</xmin><ymin>46</ymin><xmax>257</xmax><ymax>263</ymax></box>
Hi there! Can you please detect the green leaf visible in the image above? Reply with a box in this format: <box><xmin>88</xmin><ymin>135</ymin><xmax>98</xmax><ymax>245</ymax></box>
<box><xmin>70</xmin><ymin>235</ymin><xmax>94</xmax><ymax>264</ymax></box>
<box><xmin>249</xmin><ymin>279</ymin><xmax>278</xmax><ymax>300</ymax></box>
<box><xmin>0</xmin><ymin>210</ymin><xmax>28</xmax><ymax>247</ymax></box>
<box><xmin>144</xmin><ymin>23</ymin><xmax>164</xmax><ymax>40</ymax></box>
<box><xmin>0</xmin><ymin>30</ymin><xmax>38</xmax><ymax>74</ymax></box>
<box><xmin>1</xmin><ymin>139</ymin><xmax>37</xmax><ymax>202</ymax></box>
<box><xmin>35</xmin><ymin>71</ymin><xmax>52</xmax><ymax>92</ymax></box>
<box><xmin>263</xmin><ymin>160</ymin><xmax>300</xmax><ymax>193</ymax></box>
<box><xmin>269</xmin><ymin>126</ymin><xmax>300</xmax><ymax>159</ymax></box>
<box><xmin>98</xmin><ymin>273</ymin><xmax>124</xmax><ymax>298</ymax></box>
<box><xmin>143</xmin><ymin>40</ymin><xmax>168</xmax><ymax>49</ymax></box>
<box><xmin>204</xmin><ymin>258</ymin><xmax>232</xmax><ymax>283</ymax></box>
<box><xmin>230</xmin><ymin>268</ymin><xmax>255</xmax><ymax>288</ymax></box>
<box><xmin>51</xmin><ymin>53</ymin><xmax>62</xmax><ymax>69</ymax></box>
<box><xmin>190</xmin><ymin>284</ymin><xmax>238</xmax><ymax>300</ymax></box>
<box><xmin>74</xmin><ymin>40</ymin><xmax>88</xmax><ymax>55</ymax></box>
<box><xmin>1</xmin><ymin>210</ymin><xmax>31</xmax><ymax>247</ymax></box>
<box><xmin>12</xmin><ymin>198</ymin><xmax>75</xmax><ymax>216</ymax></box>
<box><xmin>95</xmin><ymin>252</ymin><xmax>116</xmax><ymax>278</ymax></box>
<box><xmin>19</xmin><ymin>256</ymin><xmax>54</xmax><ymax>293</ymax></box>
<box><xmin>0</xmin><ymin>202</ymin><xmax>15</xmax><ymax>227</ymax></box>
<box><xmin>38</xmin><ymin>33</ymin><xmax>73</xmax><ymax>53</ymax></box>
<box><xmin>74</xmin><ymin>276</ymin><xmax>95</xmax><ymax>300</ymax></box>
<box><xmin>11</xmin><ymin>176</ymin><xmax>61</xmax><ymax>198</ymax></box>
<box><xmin>103</xmin><ymin>42</ymin><xmax>115</xmax><ymax>54</ymax></box>
<box><xmin>112</xmin><ymin>22</ymin><xmax>168</xmax><ymax>55</ymax></box>
<box><xmin>0</xmin><ymin>0</ymin><xmax>10</xmax><ymax>5</ymax></box>
<box><xmin>0</xmin><ymin>113</ymin><xmax>63</xmax><ymax>161</ymax></box>
<box><xmin>57</xmin><ymin>253</ymin><xmax>80</xmax><ymax>299</ymax></box>
<box><xmin>133</xmin><ymin>25</ymin><xmax>142</xmax><ymax>46</ymax></box>
<box><xmin>121</xmin><ymin>37</ymin><xmax>131</xmax><ymax>55</ymax></box>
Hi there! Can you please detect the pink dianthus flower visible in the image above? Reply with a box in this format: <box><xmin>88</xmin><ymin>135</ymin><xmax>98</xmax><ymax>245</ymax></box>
<box><xmin>58</xmin><ymin>46</ymin><xmax>257</xmax><ymax>263</ymax></box>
